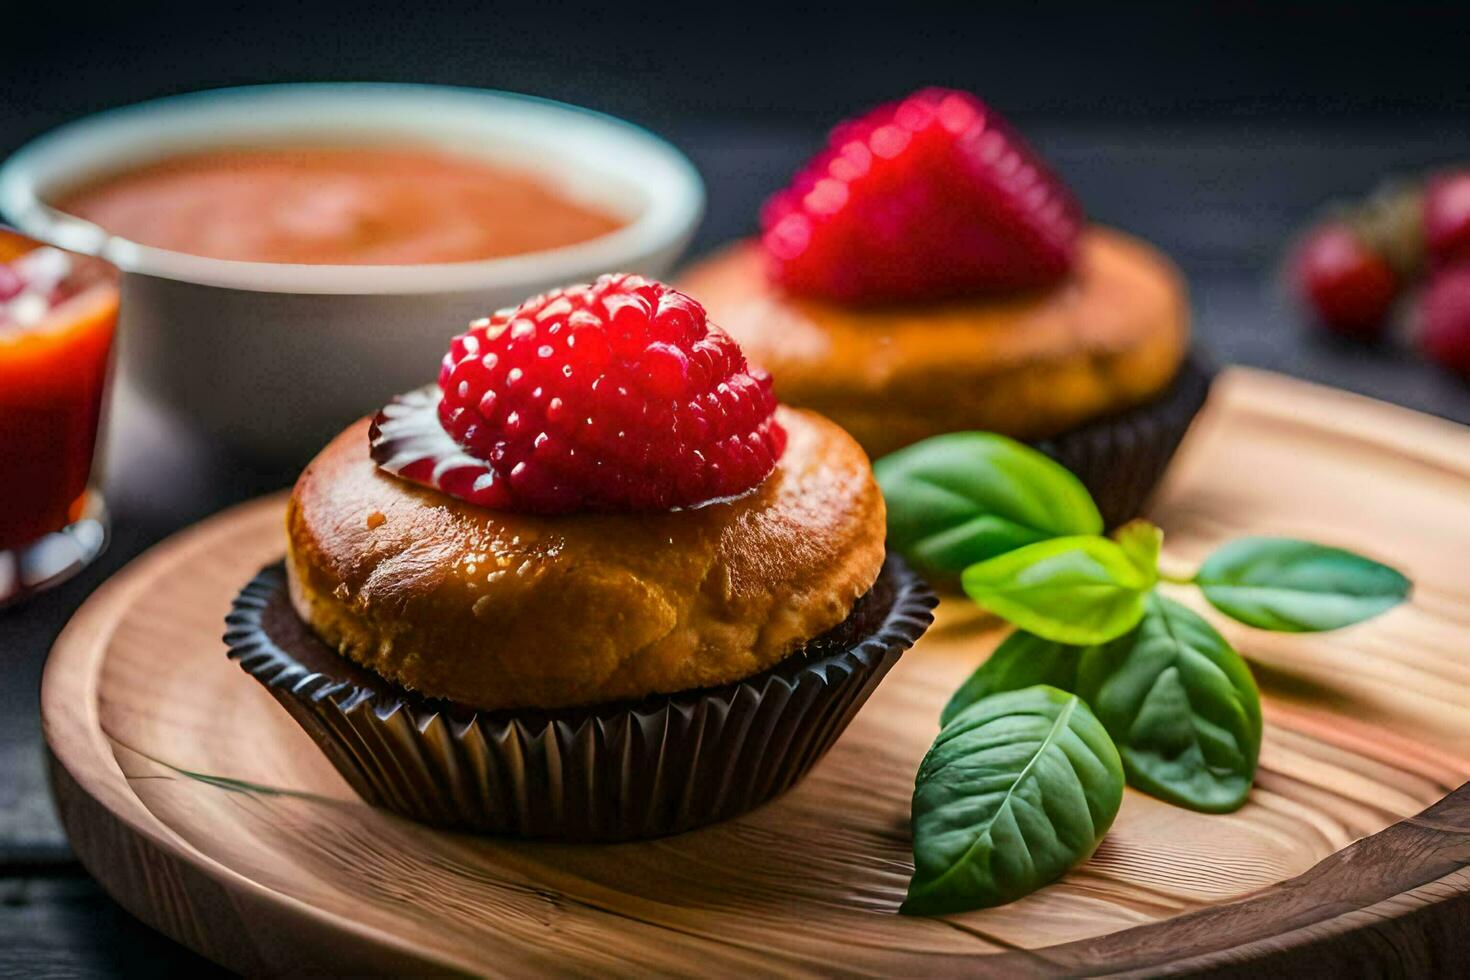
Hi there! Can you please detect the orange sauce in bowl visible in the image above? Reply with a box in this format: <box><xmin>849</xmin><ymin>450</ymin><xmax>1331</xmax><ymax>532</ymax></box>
<box><xmin>53</xmin><ymin>147</ymin><xmax>626</xmax><ymax>265</ymax></box>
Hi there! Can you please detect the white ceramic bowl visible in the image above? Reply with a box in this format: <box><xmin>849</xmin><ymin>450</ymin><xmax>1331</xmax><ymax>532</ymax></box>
<box><xmin>0</xmin><ymin>84</ymin><xmax>704</xmax><ymax>463</ymax></box>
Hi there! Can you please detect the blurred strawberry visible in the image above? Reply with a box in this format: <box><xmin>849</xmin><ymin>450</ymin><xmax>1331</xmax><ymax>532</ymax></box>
<box><xmin>1418</xmin><ymin>264</ymin><xmax>1470</xmax><ymax>376</ymax></box>
<box><xmin>1291</xmin><ymin>223</ymin><xmax>1398</xmax><ymax>338</ymax></box>
<box><xmin>1424</xmin><ymin>170</ymin><xmax>1470</xmax><ymax>270</ymax></box>
<box><xmin>761</xmin><ymin>88</ymin><xmax>1082</xmax><ymax>303</ymax></box>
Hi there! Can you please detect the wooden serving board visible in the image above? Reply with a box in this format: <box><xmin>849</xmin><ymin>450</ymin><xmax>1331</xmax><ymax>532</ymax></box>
<box><xmin>42</xmin><ymin>369</ymin><xmax>1470</xmax><ymax>976</ymax></box>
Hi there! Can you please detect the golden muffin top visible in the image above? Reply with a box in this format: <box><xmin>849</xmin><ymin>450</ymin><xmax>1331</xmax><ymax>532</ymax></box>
<box><xmin>285</xmin><ymin>407</ymin><xmax>885</xmax><ymax>711</ymax></box>
<box><xmin>681</xmin><ymin>227</ymin><xmax>1189</xmax><ymax>456</ymax></box>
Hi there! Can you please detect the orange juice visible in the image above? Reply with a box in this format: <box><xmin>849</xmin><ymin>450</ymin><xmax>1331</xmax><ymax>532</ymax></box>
<box><xmin>0</xmin><ymin>232</ymin><xmax>118</xmax><ymax>551</ymax></box>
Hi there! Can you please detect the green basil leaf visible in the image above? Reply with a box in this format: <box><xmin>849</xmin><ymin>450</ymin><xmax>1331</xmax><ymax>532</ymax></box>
<box><xmin>1196</xmin><ymin>537</ymin><xmax>1411</xmax><ymax>632</ymax></box>
<box><xmin>874</xmin><ymin>432</ymin><xmax>1103</xmax><ymax>583</ymax></box>
<box><xmin>1076</xmin><ymin>594</ymin><xmax>1261</xmax><ymax>813</ymax></box>
<box><xmin>1113</xmin><ymin>519</ymin><xmax>1163</xmax><ymax>578</ymax></box>
<box><xmin>940</xmin><ymin>630</ymin><xmax>1082</xmax><ymax>727</ymax></box>
<box><xmin>961</xmin><ymin>536</ymin><xmax>1153</xmax><ymax>644</ymax></box>
<box><xmin>903</xmin><ymin>685</ymin><xmax>1124</xmax><ymax>915</ymax></box>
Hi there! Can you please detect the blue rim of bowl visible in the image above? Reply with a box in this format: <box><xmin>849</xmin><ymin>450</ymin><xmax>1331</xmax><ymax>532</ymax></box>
<box><xmin>0</xmin><ymin>84</ymin><xmax>705</xmax><ymax>296</ymax></box>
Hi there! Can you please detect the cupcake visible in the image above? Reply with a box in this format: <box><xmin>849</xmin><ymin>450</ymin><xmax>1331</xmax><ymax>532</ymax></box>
<box><xmin>680</xmin><ymin>88</ymin><xmax>1212</xmax><ymax>526</ymax></box>
<box><xmin>225</xmin><ymin>274</ymin><xmax>934</xmax><ymax>840</ymax></box>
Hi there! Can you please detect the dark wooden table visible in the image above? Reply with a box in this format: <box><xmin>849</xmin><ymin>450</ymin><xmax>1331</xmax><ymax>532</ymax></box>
<box><xmin>3</xmin><ymin>119</ymin><xmax>1468</xmax><ymax>975</ymax></box>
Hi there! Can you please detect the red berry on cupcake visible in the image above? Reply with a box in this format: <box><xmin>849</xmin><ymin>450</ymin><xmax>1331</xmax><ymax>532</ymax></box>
<box><xmin>1418</xmin><ymin>264</ymin><xmax>1470</xmax><ymax>376</ymax></box>
<box><xmin>1424</xmin><ymin>170</ymin><xmax>1470</xmax><ymax>270</ymax></box>
<box><xmin>761</xmin><ymin>87</ymin><xmax>1083</xmax><ymax>303</ymax></box>
<box><xmin>375</xmin><ymin>274</ymin><xmax>785</xmax><ymax>514</ymax></box>
<box><xmin>1291</xmin><ymin>223</ymin><xmax>1398</xmax><ymax>338</ymax></box>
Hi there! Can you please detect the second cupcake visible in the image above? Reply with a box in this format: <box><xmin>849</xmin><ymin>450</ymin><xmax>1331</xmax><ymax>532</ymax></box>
<box><xmin>681</xmin><ymin>88</ymin><xmax>1212</xmax><ymax>527</ymax></box>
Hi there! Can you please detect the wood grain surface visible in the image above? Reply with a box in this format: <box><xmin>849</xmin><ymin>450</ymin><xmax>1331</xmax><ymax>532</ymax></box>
<box><xmin>40</xmin><ymin>368</ymin><xmax>1470</xmax><ymax>975</ymax></box>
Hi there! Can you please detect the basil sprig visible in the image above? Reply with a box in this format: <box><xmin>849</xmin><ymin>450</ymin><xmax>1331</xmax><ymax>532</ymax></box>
<box><xmin>880</xmin><ymin>432</ymin><xmax>1412</xmax><ymax>915</ymax></box>
<box><xmin>1194</xmin><ymin>537</ymin><xmax>1412</xmax><ymax>632</ymax></box>
<box><xmin>1079</xmin><ymin>594</ymin><xmax>1261</xmax><ymax>812</ymax></box>
<box><xmin>903</xmin><ymin>685</ymin><xmax>1123</xmax><ymax>915</ymax></box>
<box><xmin>940</xmin><ymin>630</ymin><xmax>1083</xmax><ymax>728</ymax></box>
<box><xmin>961</xmin><ymin>536</ymin><xmax>1154</xmax><ymax>644</ymax></box>
<box><xmin>1113</xmin><ymin>519</ymin><xmax>1163</xmax><ymax>577</ymax></box>
<box><xmin>875</xmin><ymin>433</ymin><xmax>1102</xmax><ymax>584</ymax></box>
<box><xmin>943</xmin><ymin>596</ymin><xmax>1261</xmax><ymax>814</ymax></box>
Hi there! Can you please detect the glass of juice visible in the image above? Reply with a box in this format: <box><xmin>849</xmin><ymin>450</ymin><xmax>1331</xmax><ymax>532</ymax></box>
<box><xmin>0</xmin><ymin>227</ymin><xmax>119</xmax><ymax>605</ymax></box>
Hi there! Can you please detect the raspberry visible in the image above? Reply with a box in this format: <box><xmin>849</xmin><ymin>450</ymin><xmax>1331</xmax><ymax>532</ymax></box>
<box><xmin>761</xmin><ymin>87</ymin><xmax>1083</xmax><ymax>304</ymax></box>
<box><xmin>373</xmin><ymin>275</ymin><xmax>786</xmax><ymax>514</ymax></box>
<box><xmin>1291</xmin><ymin>223</ymin><xmax>1398</xmax><ymax>338</ymax></box>
<box><xmin>1419</xmin><ymin>264</ymin><xmax>1470</xmax><ymax>376</ymax></box>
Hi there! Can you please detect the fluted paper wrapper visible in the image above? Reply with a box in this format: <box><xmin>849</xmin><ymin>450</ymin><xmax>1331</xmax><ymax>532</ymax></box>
<box><xmin>1032</xmin><ymin>350</ymin><xmax>1215</xmax><ymax>529</ymax></box>
<box><xmin>225</xmin><ymin>556</ymin><xmax>934</xmax><ymax>841</ymax></box>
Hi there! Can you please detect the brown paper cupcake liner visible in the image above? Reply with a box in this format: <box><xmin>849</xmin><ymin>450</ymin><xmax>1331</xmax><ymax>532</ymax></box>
<box><xmin>224</xmin><ymin>555</ymin><xmax>934</xmax><ymax>841</ymax></box>
<box><xmin>1030</xmin><ymin>349</ymin><xmax>1216</xmax><ymax>529</ymax></box>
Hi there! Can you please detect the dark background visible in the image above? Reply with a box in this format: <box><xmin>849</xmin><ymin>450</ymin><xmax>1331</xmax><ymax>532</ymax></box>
<box><xmin>7</xmin><ymin>2</ymin><xmax>1470</xmax><ymax>127</ymax></box>
<box><xmin>8</xmin><ymin>1</ymin><xmax>1469</xmax><ymax>414</ymax></box>
<box><xmin>3</xmin><ymin>3</ymin><xmax>1469</xmax><ymax>974</ymax></box>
